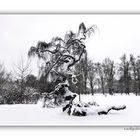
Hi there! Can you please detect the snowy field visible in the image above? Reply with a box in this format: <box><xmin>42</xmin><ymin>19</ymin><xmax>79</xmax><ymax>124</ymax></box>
<box><xmin>0</xmin><ymin>94</ymin><xmax>140</xmax><ymax>126</ymax></box>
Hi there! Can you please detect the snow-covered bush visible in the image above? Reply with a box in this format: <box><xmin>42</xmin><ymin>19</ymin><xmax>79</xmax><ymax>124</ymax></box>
<box><xmin>0</xmin><ymin>82</ymin><xmax>40</xmax><ymax>104</ymax></box>
<box><xmin>0</xmin><ymin>82</ymin><xmax>20</xmax><ymax>104</ymax></box>
<box><xmin>72</xmin><ymin>107</ymin><xmax>87</xmax><ymax>116</ymax></box>
<box><xmin>62</xmin><ymin>87</ymin><xmax>126</xmax><ymax>116</ymax></box>
<box><xmin>42</xmin><ymin>81</ymin><xmax>70</xmax><ymax>107</ymax></box>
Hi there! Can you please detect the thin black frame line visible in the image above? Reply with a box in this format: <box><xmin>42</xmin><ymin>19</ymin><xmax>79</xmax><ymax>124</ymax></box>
<box><xmin>0</xmin><ymin>125</ymin><xmax>139</xmax><ymax>127</ymax></box>
<box><xmin>1</xmin><ymin>11</ymin><xmax>140</xmax><ymax>14</ymax></box>
<box><xmin>0</xmin><ymin>11</ymin><xmax>139</xmax><ymax>127</ymax></box>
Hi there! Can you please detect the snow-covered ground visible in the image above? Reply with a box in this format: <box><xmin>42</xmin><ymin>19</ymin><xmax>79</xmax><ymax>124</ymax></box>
<box><xmin>0</xmin><ymin>94</ymin><xmax>139</xmax><ymax>126</ymax></box>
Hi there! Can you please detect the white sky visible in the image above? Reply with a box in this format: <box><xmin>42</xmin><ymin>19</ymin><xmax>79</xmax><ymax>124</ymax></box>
<box><xmin>0</xmin><ymin>14</ymin><xmax>140</xmax><ymax>75</ymax></box>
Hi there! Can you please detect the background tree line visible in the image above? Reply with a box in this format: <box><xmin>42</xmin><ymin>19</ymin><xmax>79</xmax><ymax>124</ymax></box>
<box><xmin>82</xmin><ymin>53</ymin><xmax>140</xmax><ymax>96</ymax></box>
<box><xmin>1</xmin><ymin>53</ymin><xmax>140</xmax><ymax>104</ymax></box>
<box><xmin>1</xmin><ymin>22</ymin><xmax>140</xmax><ymax>105</ymax></box>
<box><xmin>0</xmin><ymin>59</ymin><xmax>39</xmax><ymax>104</ymax></box>
<box><xmin>37</xmin><ymin>52</ymin><xmax>140</xmax><ymax>96</ymax></box>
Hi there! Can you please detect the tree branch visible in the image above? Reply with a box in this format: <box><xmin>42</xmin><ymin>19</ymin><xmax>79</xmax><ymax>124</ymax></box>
<box><xmin>98</xmin><ymin>105</ymin><xmax>126</xmax><ymax>115</ymax></box>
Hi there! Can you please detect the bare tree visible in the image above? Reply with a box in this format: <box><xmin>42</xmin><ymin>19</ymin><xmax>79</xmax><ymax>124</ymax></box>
<box><xmin>119</xmin><ymin>54</ymin><xmax>131</xmax><ymax>95</ymax></box>
<box><xmin>130</xmin><ymin>54</ymin><xmax>137</xmax><ymax>95</ymax></box>
<box><xmin>135</xmin><ymin>56</ymin><xmax>140</xmax><ymax>95</ymax></box>
<box><xmin>87</xmin><ymin>60</ymin><xmax>96</xmax><ymax>95</ymax></box>
<box><xmin>96</xmin><ymin>62</ymin><xmax>106</xmax><ymax>95</ymax></box>
<box><xmin>0</xmin><ymin>63</ymin><xmax>9</xmax><ymax>88</ymax></box>
<box><xmin>0</xmin><ymin>62</ymin><xmax>11</xmax><ymax>101</ymax></box>
<box><xmin>13</xmin><ymin>57</ymin><xmax>31</xmax><ymax>103</ymax></box>
<box><xmin>103</xmin><ymin>58</ymin><xmax>115</xmax><ymax>95</ymax></box>
<box><xmin>83</xmin><ymin>50</ymin><xmax>88</xmax><ymax>94</ymax></box>
<box><xmin>28</xmin><ymin>22</ymin><xmax>97</xmax><ymax>103</ymax></box>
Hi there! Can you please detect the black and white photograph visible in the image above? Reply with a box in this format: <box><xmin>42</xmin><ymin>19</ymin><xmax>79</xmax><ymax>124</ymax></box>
<box><xmin>0</xmin><ymin>14</ymin><xmax>140</xmax><ymax>126</ymax></box>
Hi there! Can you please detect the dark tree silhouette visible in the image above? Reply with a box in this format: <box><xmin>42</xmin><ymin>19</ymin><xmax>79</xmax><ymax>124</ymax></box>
<box><xmin>28</xmin><ymin>23</ymin><xmax>126</xmax><ymax>116</ymax></box>
<box><xmin>103</xmin><ymin>58</ymin><xmax>115</xmax><ymax>95</ymax></box>
<box><xmin>28</xmin><ymin>22</ymin><xmax>97</xmax><ymax>103</ymax></box>
<box><xmin>119</xmin><ymin>54</ymin><xmax>131</xmax><ymax>95</ymax></box>
<box><xmin>130</xmin><ymin>54</ymin><xmax>137</xmax><ymax>95</ymax></box>
<box><xmin>96</xmin><ymin>62</ymin><xmax>106</xmax><ymax>95</ymax></box>
<box><xmin>26</xmin><ymin>74</ymin><xmax>37</xmax><ymax>88</ymax></box>
<box><xmin>87</xmin><ymin>60</ymin><xmax>96</xmax><ymax>95</ymax></box>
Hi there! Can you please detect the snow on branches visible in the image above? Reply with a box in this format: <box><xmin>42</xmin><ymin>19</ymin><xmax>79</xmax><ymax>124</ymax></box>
<box><xmin>28</xmin><ymin>22</ymin><xmax>126</xmax><ymax>117</ymax></box>
<box><xmin>98</xmin><ymin>105</ymin><xmax>126</xmax><ymax>115</ymax></box>
<box><xmin>28</xmin><ymin>23</ymin><xmax>97</xmax><ymax>77</ymax></box>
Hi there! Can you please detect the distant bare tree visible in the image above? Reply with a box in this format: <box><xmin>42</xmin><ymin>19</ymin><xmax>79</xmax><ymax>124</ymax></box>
<box><xmin>135</xmin><ymin>56</ymin><xmax>140</xmax><ymax>95</ymax></box>
<box><xmin>96</xmin><ymin>62</ymin><xmax>106</xmax><ymax>95</ymax></box>
<box><xmin>0</xmin><ymin>63</ymin><xmax>9</xmax><ymax>88</ymax></box>
<box><xmin>119</xmin><ymin>54</ymin><xmax>131</xmax><ymax>95</ymax></box>
<box><xmin>14</xmin><ymin>57</ymin><xmax>31</xmax><ymax>103</ymax></box>
<box><xmin>0</xmin><ymin>62</ymin><xmax>10</xmax><ymax>101</ymax></box>
<box><xmin>103</xmin><ymin>58</ymin><xmax>115</xmax><ymax>95</ymax></box>
<box><xmin>83</xmin><ymin>50</ymin><xmax>88</xmax><ymax>94</ymax></box>
<box><xmin>87</xmin><ymin>60</ymin><xmax>96</xmax><ymax>95</ymax></box>
<box><xmin>130</xmin><ymin>54</ymin><xmax>137</xmax><ymax>95</ymax></box>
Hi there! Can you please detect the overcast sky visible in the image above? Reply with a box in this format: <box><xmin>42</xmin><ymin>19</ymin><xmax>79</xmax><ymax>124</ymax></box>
<box><xmin>0</xmin><ymin>14</ymin><xmax>140</xmax><ymax>75</ymax></box>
